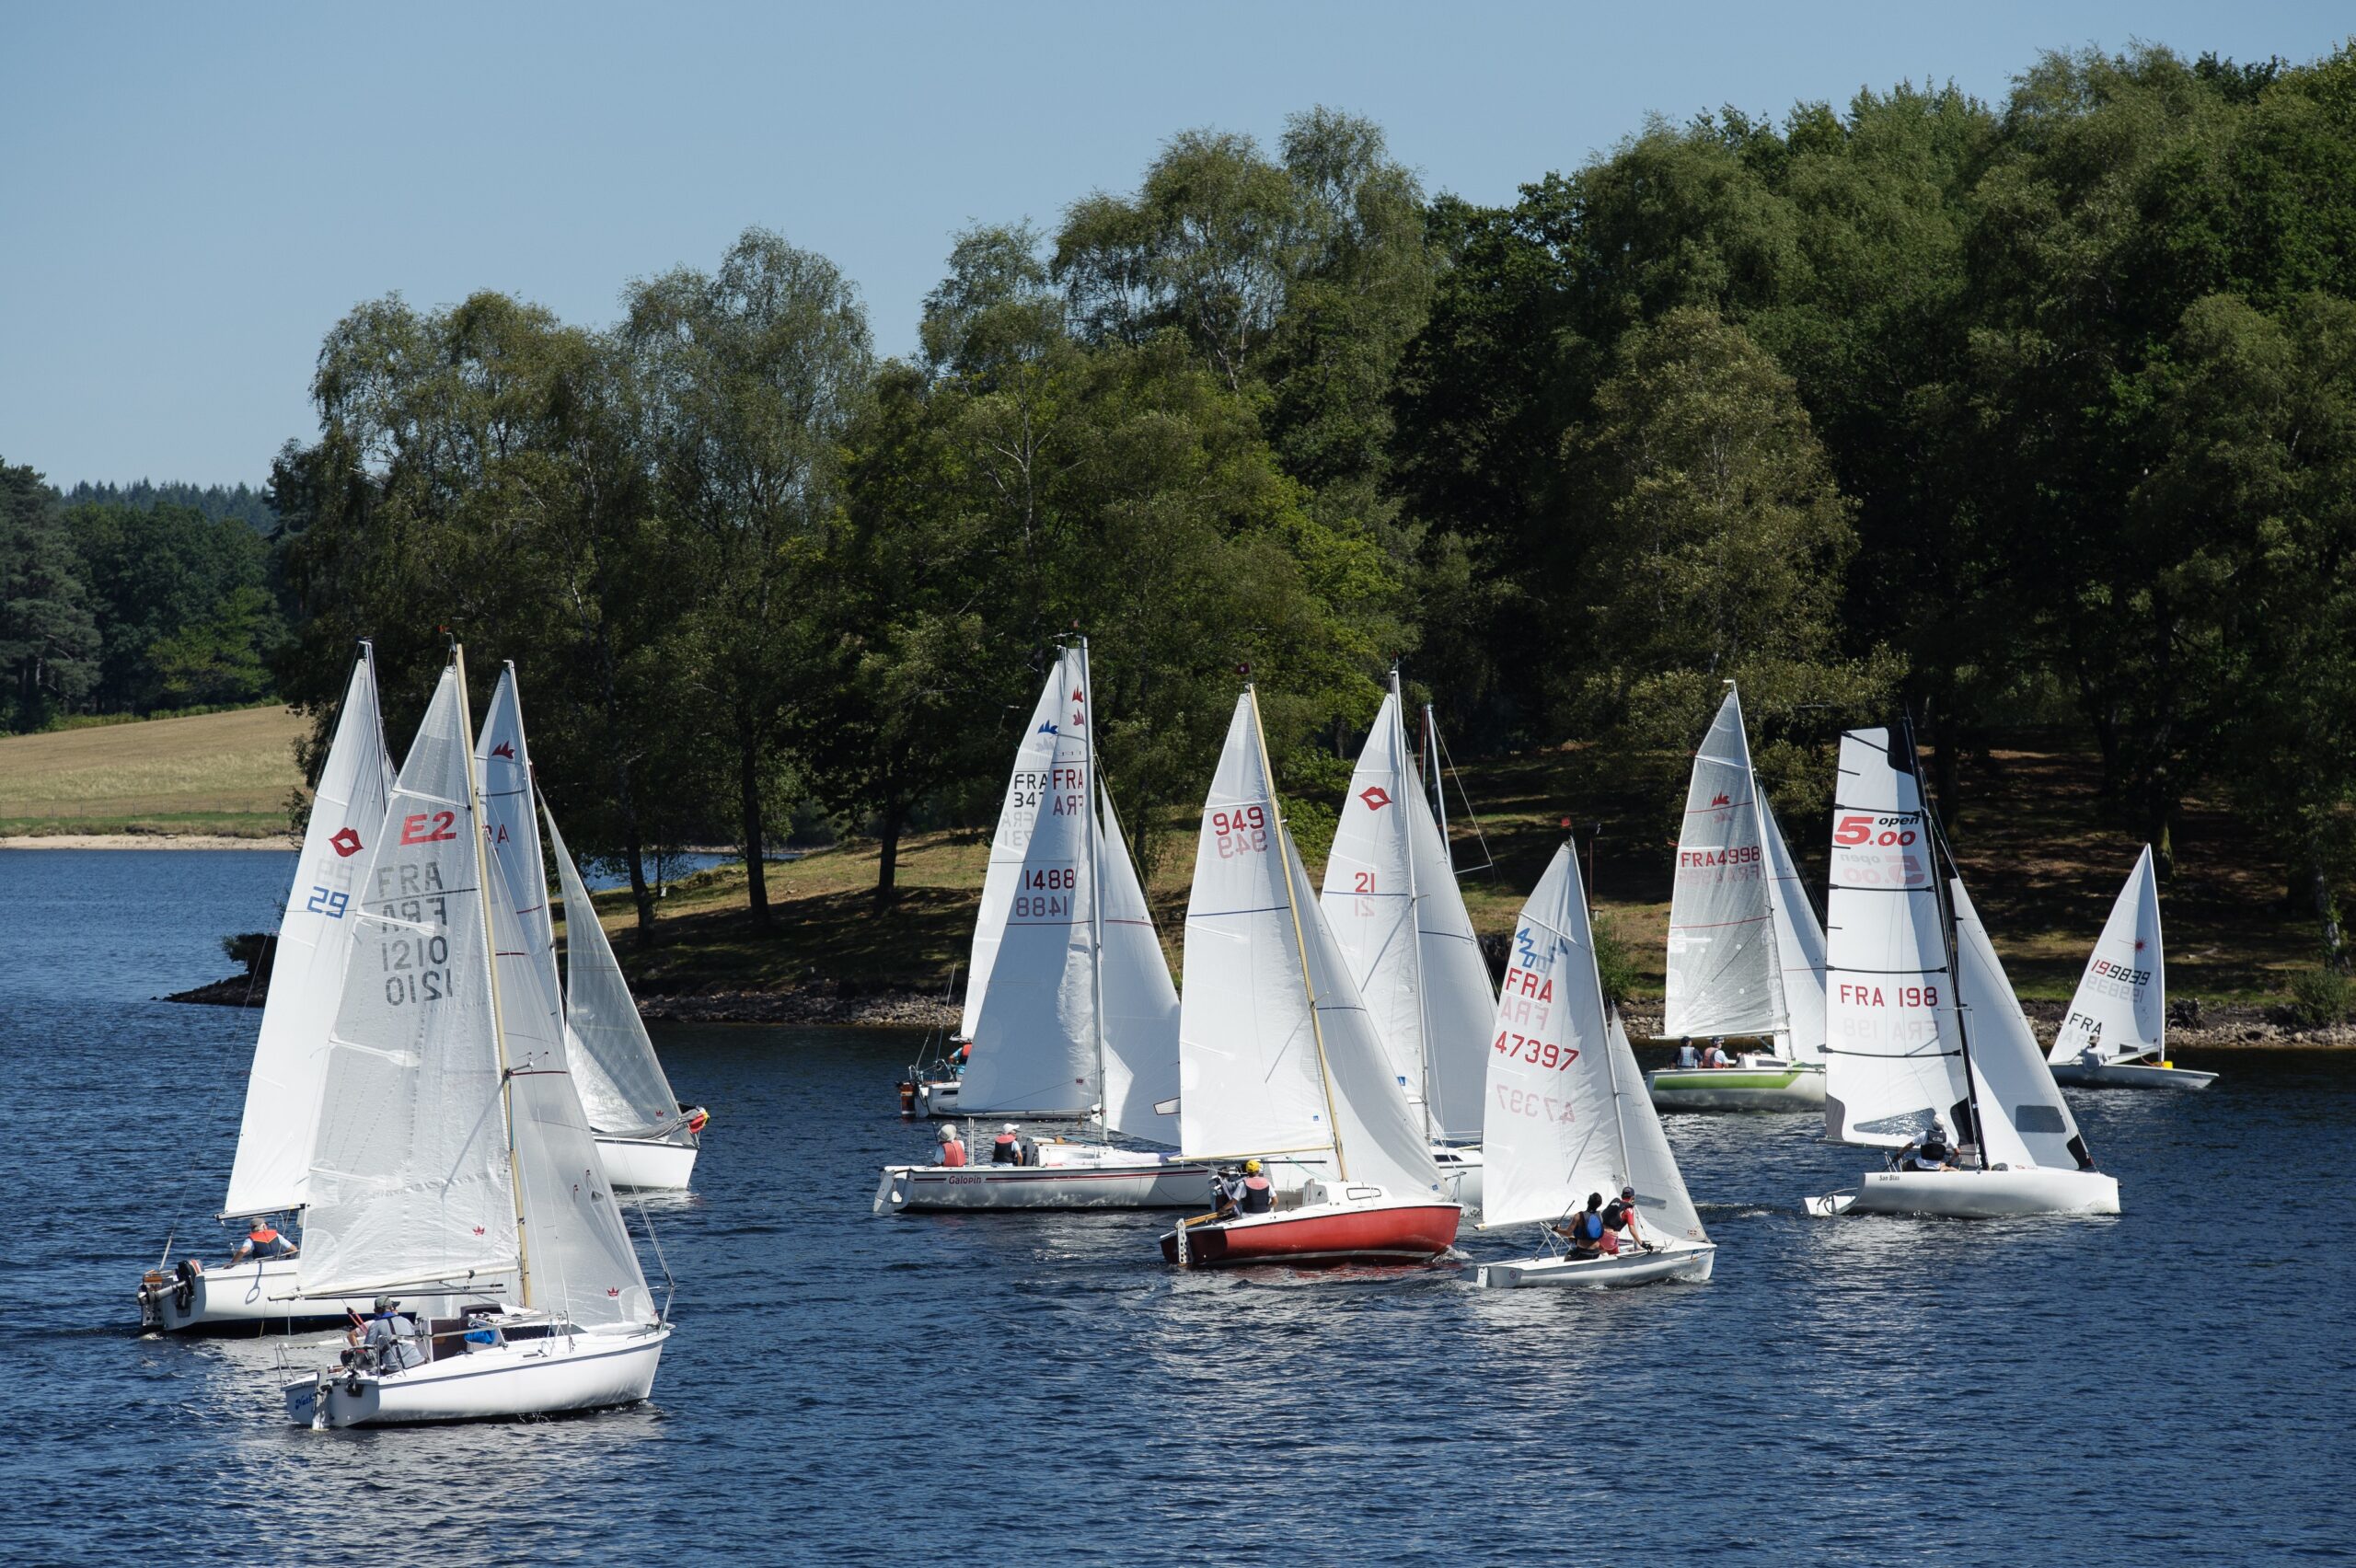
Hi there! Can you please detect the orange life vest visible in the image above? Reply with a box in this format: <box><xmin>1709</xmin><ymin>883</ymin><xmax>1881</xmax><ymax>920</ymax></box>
<box><xmin>940</xmin><ymin>1139</ymin><xmax>967</xmax><ymax>1168</ymax></box>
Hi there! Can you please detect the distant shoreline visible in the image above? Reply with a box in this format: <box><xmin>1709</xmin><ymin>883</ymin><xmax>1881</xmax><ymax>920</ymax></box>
<box><xmin>0</xmin><ymin>833</ymin><xmax>297</xmax><ymax>850</ymax></box>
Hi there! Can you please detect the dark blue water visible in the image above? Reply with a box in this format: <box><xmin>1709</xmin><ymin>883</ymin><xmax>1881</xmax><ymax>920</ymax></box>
<box><xmin>3</xmin><ymin>848</ymin><xmax>2348</xmax><ymax>1565</ymax></box>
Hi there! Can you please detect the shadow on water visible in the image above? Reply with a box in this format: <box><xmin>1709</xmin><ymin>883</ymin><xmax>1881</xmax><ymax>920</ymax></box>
<box><xmin>1</xmin><ymin>850</ymin><xmax>2350</xmax><ymax>1562</ymax></box>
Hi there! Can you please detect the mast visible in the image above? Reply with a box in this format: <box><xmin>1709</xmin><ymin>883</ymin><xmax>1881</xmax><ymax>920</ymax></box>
<box><xmin>1080</xmin><ymin>639</ymin><xmax>1109</xmax><ymax>1147</ymax></box>
<box><xmin>457</xmin><ymin>645</ymin><xmax>533</xmax><ymax>1309</ymax></box>
<box><xmin>1907</xmin><ymin>716</ymin><xmax>1986</xmax><ymax>1169</ymax></box>
<box><xmin>1250</xmin><ymin>685</ymin><xmax>1349</xmax><ymax>1181</ymax></box>
<box><xmin>1395</xmin><ymin>669</ymin><xmax>1435</xmax><ymax>1146</ymax></box>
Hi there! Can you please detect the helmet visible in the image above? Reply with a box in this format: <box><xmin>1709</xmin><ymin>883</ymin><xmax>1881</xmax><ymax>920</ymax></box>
<box><xmin>1243</xmin><ymin>1159</ymin><xmax>1262</xmax><ymax>1174</ymax></box>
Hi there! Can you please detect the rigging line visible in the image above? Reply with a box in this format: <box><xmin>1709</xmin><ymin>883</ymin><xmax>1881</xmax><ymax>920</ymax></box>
<box><xmin>1431</xmin><ymin>722</ymin><xmax>1497</xmax><ymax>877</ymax></box>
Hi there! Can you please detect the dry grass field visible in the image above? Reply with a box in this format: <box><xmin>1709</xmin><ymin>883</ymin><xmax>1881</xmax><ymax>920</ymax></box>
<box><xmin>0</xmin><ymin>706</ymin><xmax>306</xmax><ymax>836</ymax></box>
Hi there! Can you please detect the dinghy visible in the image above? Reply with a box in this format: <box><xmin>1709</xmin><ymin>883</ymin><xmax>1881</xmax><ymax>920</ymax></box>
<box><xmin>139</xmin><ymin>643</ymin><xmax>399</xmax><ymax>1334</ymax></box>
<box><xmin>282</xmin><ymin>650</ymin><xmax>670</xmax><ymax>1426</ymax></box>
<box><xmin>1475</xmin><ymin>842</ymin><xmax>1715</xmax><ymax>1288</ymax></box>
<box><xmin>877</xmin><ymin>643</ymin><xmax>1211</xmax><ymax>1212</ymax></box>
<box><xmin>1319</xmin><ymin>668</ymin><xmax>1496</xmax><ymax>1207</ymax></box>
<box><xmin>1646</xmin><ymin>686</ymin><xmax>1829</xmax><ymax>1112</ymax></box>
<box><xmin>2049</xmin><ymin>847</ymin><xmax>2214</xmax><ymax>1090</ymax></box>
<box><xmin>476</xmin><ymin>666</ymin><xmax>709</xmax><ymax>1190</ymax></box>
<box><xmin>1160</xmin><ymin>687</ymin><xmax>1460</xmax><ymax>1267</ymax></box>
<box><xmin>1805</xmin><ymin>726</ymin><xmax>2120</xmax><ymax>1219</ymax></box>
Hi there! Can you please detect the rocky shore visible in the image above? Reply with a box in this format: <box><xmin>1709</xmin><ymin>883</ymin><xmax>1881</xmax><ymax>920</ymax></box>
<box><xmin>1622</xmin><ymin>997</ymin><xmax>2356</xmax><ymax>1049</ymax></box>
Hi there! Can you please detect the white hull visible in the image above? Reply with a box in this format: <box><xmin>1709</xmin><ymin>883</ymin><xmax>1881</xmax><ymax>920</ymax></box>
<box><xmin>595</xmin><ymin>1132</ymin><xmax>699</xmax><ymax>1191</ymax></box>
<box><xmin>1433</xmin><ymin>1145</ymin><xmax>1483</xmax><ymax>1210</ymax></box>
<box><xmin>1479</xmin><ymin>1242</ymin><xmax>1715</xmax><ymax>1289</ymax></box>
<box><xmin>137</xmin><ymin>1256</ymin><xmax>484</xmax><ymax>1335</ymax></box>
<box><xmin>2049</xmin><ymin>1060</ymin><xmax>2215</xmax><ymax>1090</ymax></box>
<box><xmin>285</xmin><ymin>1322</ymin><xmax>670</xmax><ymax>1427</ymax></box>
<box><xmin>1807</xmin><ymin>1166</ymin><xmax>2121</xmax><ymax>1218</ymax></box>
<box><xmin>915</xmin><ymin>1078</ymin><xmax>1091</xmax><ymax>1120</ymax></box>
<box><xmin>1646</xmin><ymin>1060</ymin><xmax>1826</xmax><ymax>1112</ymax></box>
<box><xmin>876</xmin><ymin>1147</ymin><xmax>1215</xmax><ymax>1212</ymax></box>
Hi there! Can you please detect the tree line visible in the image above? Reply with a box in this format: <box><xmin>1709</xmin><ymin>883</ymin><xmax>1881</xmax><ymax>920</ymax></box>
<box><xmin>20</xmin><ymin>41</ymin><xmax>2356</xmax><ymax>965</ymax></box>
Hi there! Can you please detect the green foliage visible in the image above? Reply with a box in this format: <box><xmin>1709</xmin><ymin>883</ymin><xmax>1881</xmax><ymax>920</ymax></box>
<box><xmin>0</xmin><ymin>459</ymin><xmax>100</xmax><ymax>732</ymax></box>
<box><xmin>1591</xmin><ymin>910</ymin><xmax>1638</xmax><ymax>1008</ymax></box>
<box><xmin>64</xmin><ymin>501</ymin><xmax>283</xmax><ymax>711</ymax></box>
<box><xmin>2283</xmin><ymin>965</ymin><xmax>2352</xmax><ymax>1028</ymax></box>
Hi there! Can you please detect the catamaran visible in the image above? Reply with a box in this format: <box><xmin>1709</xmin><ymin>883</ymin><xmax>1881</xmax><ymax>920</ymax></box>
<box><xmin>1319</xmin><ymin>668</ymin><xmax>1496</xmax><ymax>1206</ymax></box>
<box><xmin>282</xmin><ymin>650</ymin><xmax>670</xmax><ymax>1426</ymax></box>
<box><xmin>139</xmin><ymin>643</ymin><xmax>398</xmax><ymax>1333</ymax></box>
<box><xmin>1160</xmin><ymin>687</ymin><xmax>1461</xmax><ymax>1267</ymax></box>
<box><xmin>876</xmin><ymin>642</ymin><xmax>1210</xmax><ymax>1211</ymax></box>
<box><xmin>1806</xmin><ymin>726</ymin><xmax>2120</xmax><ymax>1219</ymax></box>
<box><xmin>2048</xmin><ymin>847</ymin><xmax>2214</xmax><ymax>1090</ymax></box>
<box><xmin>475</xmin><ymin>665</ymin><xmax>709</xmax><ymax>1190</ymax></box>
<box><xmin>1646</xmin><ymin>685</ymin><xmax>1830</xmax><ymax>1111</ymax></box>
<box><xmin>1478</xmin><ymin>840</ymin><xmax>1715</xmax><ymax>1286</ymax></box>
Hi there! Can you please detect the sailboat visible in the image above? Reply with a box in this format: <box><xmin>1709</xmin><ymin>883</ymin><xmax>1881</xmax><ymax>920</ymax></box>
<box><xmin>282</xmin><ymin>650</ymin><xmax>670</xmax><ymax>1426</ymax></box>
<box><xmin>875</xmin><ymin>641</ymin><xmax>1211</xmax><ymax>1211</ymax></box>
<box><xmin>139</xmin><ymin>643</ymin><xmax>398</xmax><ymax>1333</ymax></box>
<box><xmin>2048</xmin><ymin>847</ymin><xmax>2214</xmax><ymax>1090</ymax></box>
<box><xmin>1646</xmin><ymin>686</ymin><xmax>1830</xmax><ymax>1111</ymax></box>
<box><xmin>1319</xmin><ymin>668</ymin><xmax>1496</xmax><ymax>1206</ymax></box>
<box><xmin>475</xmin><ymin>664</ymin><xmax>709</xmax><ymax>1190</ymax></box>
<box><xmin>1805</xmin><ymin>726</ymin><xmax>2120</xmax><ymax>1218</ymax></box>
<box><xmin>1478</xmin><ymin>841</ymin><xmax>1715</xmax><ymax>1287</ymax></box>
<box><xmin>1159</xmin><ymin>687</ymin><xmax>1461</xmax><ymax>1267</ymax></box>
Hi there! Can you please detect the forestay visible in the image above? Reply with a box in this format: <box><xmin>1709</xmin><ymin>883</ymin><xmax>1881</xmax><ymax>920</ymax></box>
<box><xmin>958</xmin><ymin>657</ymin><xmax>1073</xmax><ymax>1043</ymax></box>
<box><xmin>1951</xmin><ymin>880</ymin><xmax>2094</xmax><ymax>1172</ymax></box>
<box><xmin>299</xmin><ymin>666</ymin><xmax>517</xmax><ymax>1300</ymax></box>
<box><xmin>2050</xmin><ymin>847</ymin><xmax>2165</xmax><ymax>1066</ymax></box>
<box><xmin>957</xmin><ymin>651</ymin><xmax>1097</xmax><ymax>1113</ymax></box>
<box><xmin>1319</xmin><ymin>682</ymin><xmax>1496</xmax><ymax>1143</ymax></box>
<box><xmin>224</xmin><ymin>645</ymin><xmax>394</xmax><ymax>1219</ymax></box>
<box><xmin>546</xmin><ymin>810</ymin><xmax>682</xmax><ymax>1136</ymax></box>
<box><xmin>1095</xmin><ymin>788</ymin><xmax>1180</xmax><ymax>1143</ymax></box>
<box><xmin>1665</xmin><ymin>690</ymin><xmax>1784</xmax><ymax>1041</ymax></box>
<box><xmin>1761</xmin><ymin>799</ymin><xmax>1828</xmax><ymax>1062</ymax></box>
<box><xmin>1821</xmin><ymin>728</ymin><xmax>1970</xmax><ymax>1147</ymax></box>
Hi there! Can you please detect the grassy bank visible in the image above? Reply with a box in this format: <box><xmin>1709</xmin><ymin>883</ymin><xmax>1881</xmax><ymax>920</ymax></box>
<box><xmin>571</xmin><ymin>731</ymin><xmax>2320</xmax><ymax>1009</ymax></box>
<box><xmin>0</xmin><ymin>705</ymin><xmax>306</xmax><ymax>837</ymax></box>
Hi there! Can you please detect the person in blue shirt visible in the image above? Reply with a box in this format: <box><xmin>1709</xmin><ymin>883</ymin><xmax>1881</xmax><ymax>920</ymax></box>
<box><xmin>232</xmin><ymin>1217</ymin><xmax>296</xmax><ymax>1262</ymax></box>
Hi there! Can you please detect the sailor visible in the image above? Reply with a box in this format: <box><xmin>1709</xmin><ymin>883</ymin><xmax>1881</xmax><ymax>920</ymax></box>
<box><xmin>1908</xmin><ymin>1123</ymin><xmax>1958</xmax><ymax>1171</ymax></box>
<box><xmin>953</xmin><ymin>1041</ymin><xmax>973</xmax><ymax>1075</ymax></box>
<box><xmin>1236</xmin><ymin>1159</ymin><xmax>1274</xmax><ymax>1215</ymax></box>
<box><xmin>350</xmin><ymin>1297</ymin><xmax>425</xmax><ymax>1373</ymax></box>
<box><xmin>1677</xmin><ymin>1039</ymin><xmax>1701</xmax><ymax>1069</ymax></box>
<box><xmin>1600</xmin><ymin>1185</ymin><xmax>1653</xmax><ymax>1254</ymax></box>
<box><xmin>937</xmin><ymin>1124</ymin><xmax>967</xmax><ymax>1168</ymax></box>
<box><xmin>232</xmin><ymin>1217</ymin><xmax>296</xmax><ymax>1262</ymax></box>
<box><xmin>1558</xmin><ymin>1193</ymin><xmax>1607</xmax><ymax>1258</ymax></box>
<box><xmin>991</xmin><ymin>1124</ymin><xmax>1023</xmax><ymax>1165</ymax></box>
<box><xmin>1702</xmin><ymin>1036</ymin><xmax>1732</xmax><ymax>1068</ymax></box>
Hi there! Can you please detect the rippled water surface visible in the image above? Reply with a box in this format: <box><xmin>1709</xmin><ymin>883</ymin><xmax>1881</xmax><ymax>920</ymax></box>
<box><xmin>4</xmin><ymin>848</ymin><xmax>2350</xmax><ymax>1564</ymax></box>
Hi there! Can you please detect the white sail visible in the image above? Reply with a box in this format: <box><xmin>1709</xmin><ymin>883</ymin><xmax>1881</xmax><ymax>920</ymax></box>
<box><xmin>1320</xmin><ymin>684</ymin><xmax>1497</xmax><ymax>1142</ymax></box>
<box><xmin>1760</xmin><ymin>798</ymin><xmax>1828</xmax><ymax>1061</ymax></box>
<box><xmin>1096</xmin><ymin>786</ymin><xmax>1180</xmax><ymax>1143</ymax></box>
<box><xmin>298</xmin><ymin>665</ymin><xmax>517</xmax><ymax>1299</ymax></box>
<box><xmin>1821</xmin><ymin>728</ymin><xmax>1970</xmax><ymax>1147</ymax></box>
<box><xmin>2051</xmin><ymin>847</ymin><xmax>2165</xmax><ymax>1066</ymax></box>
<box><xmin>223</xmin><ymin>645</ymin><xmax>395</xmax><ymax>1219</ymax></box>
<box><xmin>1665</xmin><ymin>690</ymin><xmax>1784</xmax><ymax>1040</ymax></box>
<box><xmin>1477</xmin><ymin>844</ymin><xmax>1616</xmax><ymax>1228</ymax></box>
<box><xmin>474</xmin><ymin>665</ymin><xmax>565</xmax><ymax>1078</ymax></box>
<box><xmin>1178</xmin><ymin>690</ymin><xmax>1438</xmax><ymax>1193</ymax></box>
<box><xmin>1951</xmin><ymin>879</ymin><xmax>2094</xmax><ymax>1172</ymax></box>
<box><xmin>957</xmin><ymin>650</ymin><xmax>1097</xmax><ymax>1113</ymax></box>
<box><xmin>958</xmin><ymin>659</ymin><xmax>1072</xmax><ymax>1043</ymax></box>
<box><xmin>546</xmin><ymin>810</ymin><xmax>683</xmax><ymax>1136</ymax></box>
<box><xmin>1608</xmin><ymin>1011</ymin><xmax>1708</xmax><ymax>1244</ymax></box>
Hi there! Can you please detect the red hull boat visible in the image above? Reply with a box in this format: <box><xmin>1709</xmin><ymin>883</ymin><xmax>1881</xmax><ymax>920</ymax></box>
<box><xmin>1160</xmin><ymin>1189</ymin><xmax>1461</xmax><ymax>1267</ymax></box>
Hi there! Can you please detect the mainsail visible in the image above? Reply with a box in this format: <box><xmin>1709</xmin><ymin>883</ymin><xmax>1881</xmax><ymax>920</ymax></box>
<box><xmin>223</xmin><ymin>644</ymin><xmax>394</xmax><ymax>1219</ymax></box>
<box><xmin>1177</xmin><ymin>690</ymin><xmax>1438</xmax><ymax>1193</ymax></box>
<box><xmin>1319</xmin><ymin>675</ymin><xmax>1496</xmax><ymax>1143</ymax></box>
<box><xmin>1095</xmin><ymin>786</ymin><xmax>1180</xmax><ymax>1143</ymax></box>
<box><xmin>957</xmin><ymin>650</ymin><xmax>1098</xmax><ymax>1114</ymax></box>
<box><xmin>1821</xmin><ymin>727</ymin><xmax>1971</xmax><ymax>1147</ymax></box>
<box><xmin>2050</xmin><ymin>847</ymin><xmax>2165</xmax><ymax>1067</ymax></box>
<box><xmin>1665</xmin><ymin>689</ymin><xmax>1784</xmax><ymax>1042</ymax></box>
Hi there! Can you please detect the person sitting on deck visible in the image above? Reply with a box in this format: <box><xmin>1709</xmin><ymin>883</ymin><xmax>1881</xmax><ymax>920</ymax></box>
<box><xmin>991</xmin><ymin>1124</ymin><xmax>1024</xmax><ymax>1165</ymax></box>
<box><xmin>937</xmin><ymin>1124</ymin><xmax>967</xmax><ymax>1168</ymax></box>
<box><xmin>952</xmin><ymin>1042</ymin><xmax>973</xmax><ymax>1076</ymax></box>
<box><xmin>1236</xmin><ymin>1159</ymin><xmax>1274</xmax><ymax>1215</ymax></box>
<box><xmin>1906</xmin><ymin>1124</ymin><xmax>1958</xmax><ymax>1171</ymax></box>
<box><xmin>1701</xmin><ymin>1037</ymin><xmax>1733</xmax><ymax>1068</ymax></box>
<box><xmin>1557</xmin><ymin>1193</ymin><xmax>1607</xmax><ymax>1258</ymax></box>
<box><xmin>1676</xmin><ymin>1040</ymin><xmax>1701</xmax><ymax>1069</ymax></box>
<box><xmin>347</xmin><ymin>1297</ymin><xmax>425</xmax><ymax>1373</ymax></box>
<box><xmin>232</xmin><ymin>1217</ymin><xmax>296</xmax><ymax>1262</ymax></box>
<box><xmin>1600</xmin><ymin>1185</ymin><xmax>1655</xmax><ymax>1255</ymax></box>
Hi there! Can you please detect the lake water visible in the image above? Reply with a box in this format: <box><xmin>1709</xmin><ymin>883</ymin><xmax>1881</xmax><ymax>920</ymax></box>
<box><xmin>2</xmin><ymin>848</ymin><xmax>2349</xmax><ymax>1565</ymax></box>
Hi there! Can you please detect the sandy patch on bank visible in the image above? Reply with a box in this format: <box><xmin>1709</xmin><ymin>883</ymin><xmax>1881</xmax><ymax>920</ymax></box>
<box><xmin>0</xmin><ymin>833</ymin><xmax>297</xmax><ymax>850</ymax></box>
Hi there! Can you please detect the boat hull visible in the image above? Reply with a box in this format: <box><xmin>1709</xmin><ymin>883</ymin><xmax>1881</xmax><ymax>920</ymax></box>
<box><xmin>137</xmin><ymin>1256</ymin><xmax>479</xmax><ymax>1335</ymax></box>
<box><xmin>595</xmin><ymin>1131</ymin><xmax>699</xmax><ymax>1192</ymax></box>
<box><xmin>1433</xmin><ymin>1145</ymin><xmax>1483</xmax><ymax>1211</ymax></box>
<box><xmin>1806</xmin><ymin>1166</ymin><xmax>2121</xmax><ymax>1218</ymax></box>
<box><xmin>2049</xmin><ymin>1061</ymin><xmax>2216</xmax><ymax>1090</ymax></box>
<box><xmin>876</xmin><ymin>1148</ymin><xmax>1217</xmax><ymax>1212</ymax></box>
<box><xmin>284</xmin><ymin>1324</ymin><xmax>671</xmax><ymax>1427</ymax></box>
<box><xmin>1646</xmin><ymin>1063</ymin><xmax>1826</xmax><ymax>1112</ymax></box>
<box><xmin>1479</xmin><ymin>1242</ymin><xmax>1715</xmax><ymax>1289</ymax></box>
<box><xmin>1159</xmin><ymin>1189</ymin><xmax>1461</xmax><ymax>1267</ymax></box>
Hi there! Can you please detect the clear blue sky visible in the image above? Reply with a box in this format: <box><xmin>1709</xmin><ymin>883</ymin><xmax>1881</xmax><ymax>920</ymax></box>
<box><xmin>3</xmin><ymin>3</ymin><xmax>2347</xmax><ymax>488</ymax></box>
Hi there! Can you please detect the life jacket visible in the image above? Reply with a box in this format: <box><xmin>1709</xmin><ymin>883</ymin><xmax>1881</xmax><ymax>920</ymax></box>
<box><xmin>939</xmin><ymin>1139</ymin><xmax>966</xmax><ymax>1168</ymax></box>
<box><xmin>1240</xmin><ymin>1174</ymin><xmax>1273</xmax><ymax>1214</ymax></box>
<box><xmin>991</xmin><ymin>1133</ymin><xmax>1020</xmax><ymax>1164</ymax></box>
<box><xmin>248</xmin><ymin>1227</ymin><xmax>280</xmax><ymax>1248</ymax></box>
<box><xmin>1677</xmin><ymin>1044</ymin><xmax>1699</xmax><ymax>1068</ymax></box>
<box><xmin>1601</xmin><ymin>1200</ymin><xmax>1630</xmax><ymax>1232</ymax></box>
<box><xmin>1571</xmin><ymin>1211</ymin><xmax>1603</xmax><ymax>1244</ymax></box>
